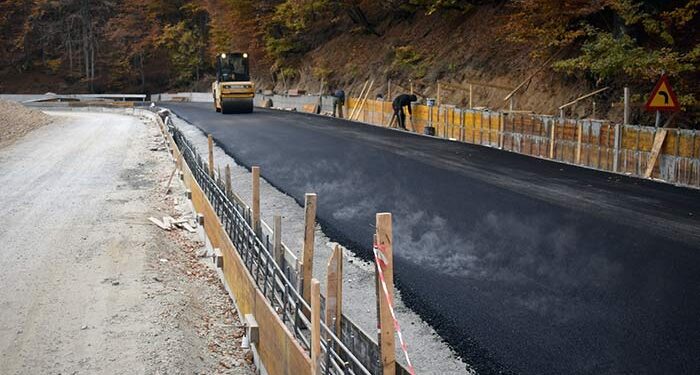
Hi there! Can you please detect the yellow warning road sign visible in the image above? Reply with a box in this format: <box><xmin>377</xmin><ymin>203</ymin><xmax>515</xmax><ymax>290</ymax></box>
<box><xmin>645</xmin><ymin>74</ymin><xmax>680</xmax><ymax>112</ymax></box>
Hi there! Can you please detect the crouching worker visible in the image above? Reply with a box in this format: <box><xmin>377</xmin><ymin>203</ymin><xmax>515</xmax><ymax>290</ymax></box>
<box><xmin>333</xmin><ymin>88</ymin><xmax>345</xmax><ymax>118</ymax></box>
<box><xmin>392</xmin><ymin>94</ymin><xmax>417</xmax><ymax>130</ymax></box>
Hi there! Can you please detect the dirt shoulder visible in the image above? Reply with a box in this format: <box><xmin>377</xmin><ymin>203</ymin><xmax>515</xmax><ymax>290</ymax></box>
<box><xmin>0</xmin><ymin>110</ymin><xmax>253</xmax><ymax>374</ymax></box>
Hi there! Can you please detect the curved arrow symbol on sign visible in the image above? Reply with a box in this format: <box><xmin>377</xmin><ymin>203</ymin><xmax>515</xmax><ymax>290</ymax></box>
<box><xmin>659</xmin><ymin>91</ymin><xmax>669</xmax><ymax>104</ymax></box>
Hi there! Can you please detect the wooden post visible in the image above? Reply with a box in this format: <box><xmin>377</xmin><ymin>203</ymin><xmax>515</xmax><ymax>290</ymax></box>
<box><xmin>469</xmin><ymin>84</ymin><xmax>473</xmax><ymax>109</ymax></box>
<box><xmin>549</xmin><ymin>120</ymin><xmax>556</xmax><ymax>159</ymax></box>
<box><xmin>325</xmin><ymin>245</ymin><xmax>343</xmax><ymax>335</ymax></box>
<box><xmin>225</xmin><ymin>165</ymin><xmax>232</xmax><ymax>196</ymax></box>
<box><xmin>273</xmin><ymin>215</ymin><xmax>283</xmax><ymax>266</ymax></box>
<box><xmin>301</xmin><ymin>193</ymin><xmax>317</xmax><ymax>305</ymax></box>
<box><xmin>310</xmin><ymin>278</ymin><xmax>321</xmax><ymax>375</ymax></box>
<box><xmin>252</xmin><ymin>166</ymin><xmax>260</xmax><ymax>233</ymax></box>
<box><xmin>207</xmin><ymin>134</ymin><xmax>214</xmax><ymax>177</ymax></box>
<box><xmin>575</xmin><ymin>122</ymin><xmax>583</xmax><ymax>164</ymax></box>
<box><xmin>613</xmin><ymin>124</ymin><xmax>621</xmax><ymax>172</ymax></box>
<box><xmin>498</xmin><ymin>113</ymin><xmax>505</xmax><ymax>149</ymax></box>
<box><xmin>410</xmin><ymin>80</ymin><xmax>414</xmax><ymax>95</ymax></box>
<box><xmin>375</xmin><ymin>213</ymin><xmax>395</xmax><ymax>375</ymax></box>
<box><xmin>623</xmin><ymin>87</ymin><xmax>630</xmax><ymax>125</ymax></box>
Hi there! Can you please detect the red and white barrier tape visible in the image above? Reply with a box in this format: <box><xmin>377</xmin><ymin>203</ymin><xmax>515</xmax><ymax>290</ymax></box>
<box><xmin>373</xmin><ymin>242</ymin><xmax>417</xmax><ymax>375</ymax></box>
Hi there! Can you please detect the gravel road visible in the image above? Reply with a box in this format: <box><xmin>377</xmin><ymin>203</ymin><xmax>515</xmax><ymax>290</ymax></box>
<box><xmin>0</xmin><ymin>110</ymin><xmax>254</xmax><ymax>374</ymax></box>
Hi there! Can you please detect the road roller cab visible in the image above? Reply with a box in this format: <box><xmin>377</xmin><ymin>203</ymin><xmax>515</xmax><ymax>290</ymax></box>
<box><xmin>213</xmin><ymin>52</ymin><xmax>254</xmax><ymax>114</ymax></box>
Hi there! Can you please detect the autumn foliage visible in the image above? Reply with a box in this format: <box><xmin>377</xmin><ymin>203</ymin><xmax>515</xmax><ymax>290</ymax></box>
<box><xmin>0</xmin><ymin>0</ymin><xmax>697</xmax><ymax>114</ymax></box>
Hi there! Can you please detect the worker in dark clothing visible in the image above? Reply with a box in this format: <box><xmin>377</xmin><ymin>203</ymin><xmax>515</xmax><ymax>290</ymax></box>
<box><xmin>392</xmin><ymin>94</ymin><xmax>417</xmax><ymax>130</ymax></box>
<box><xmin>333</xmin><ymin>88</ymin><xmax>345</xmax><ymax>118</ymax></box>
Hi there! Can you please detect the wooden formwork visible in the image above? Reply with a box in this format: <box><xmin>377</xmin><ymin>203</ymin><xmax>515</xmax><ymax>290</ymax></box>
<box><xmin>345</xmin><ymin>97</ymin><xmax>700</xmax><ymax>188</ymax></box>
<box><xmin>156</xmin><ymin>112</ymin><xmax>313</xmax><ymax>375</ymax></box>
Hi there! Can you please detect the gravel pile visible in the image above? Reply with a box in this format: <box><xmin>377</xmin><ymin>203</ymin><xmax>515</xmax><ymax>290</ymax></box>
<box><xmin>0</xmin><ymin>100</ymin><xmax>54</xmax><ymax>147</ymax></box>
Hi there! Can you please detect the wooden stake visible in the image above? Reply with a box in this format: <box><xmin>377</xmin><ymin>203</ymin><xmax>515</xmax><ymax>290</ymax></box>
<box><xmin>469</xmin><ymin>84</ymin><xmax>473</xmax><ymax>109</ymax></box>
<box><xmin>225</xmin><ymin>165</ymin><xmax>232</xmax><ymax>196</ymax></box>
<box><xmin>375</xmin><ymin>213</ymin><xmax>395</xmax><ymax>375</ymax></box>
<box><xmin>252</xmin><ymin>166</ymin><xmax>260</xmax><ymax>233</ymax></box>
<box><xmin>302</xmin><ymin>193</ymin><xmax>317</xmax><ymax>306</ymax></box>
<box><xmin>325</xmin><ymin>245</ymin><xmax>343</xmax><ymax>336</ymax></box>
<box><xmin>273</xmin><ymin>215</ymin><xmax>283</xmax><ymax>266</ymax></box>
<box><xmin>310</xmin><ymin>278</ymin><xmax>321</xmax><ymax>375</ymax></box>
<box><xmin>575</xmin><ymin>122</ymin><xmax>583</xmax><ymax>164</ymax></box>
<box><xmin>164</xmin><ymin>166</ymin><xmax>177</xmax><ymax>194</ymax></box>
<box><xmin>350</xmin><ymin>80</ymin><xmax>369</xmax><ymax>120</ymax></box>
<box><xmin>549</xmin><ymin>121</ymin><xmax>556</xmax><ymax>159</ymax></box>
<box><xmin>352</xmin><ymin>80</ymin><xmax>374</xmax><ymax>121</ymax></box>
<box><xmin>207</xmin><ymin>134</ymin><xmax>214</xmax><ymax>177</ymax></box>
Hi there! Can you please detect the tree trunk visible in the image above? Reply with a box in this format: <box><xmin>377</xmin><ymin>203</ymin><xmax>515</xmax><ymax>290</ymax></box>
<box><xmin>139</xmin><ymin>51</ymin><xmax>145</xmax><ymax>92</ymax></box>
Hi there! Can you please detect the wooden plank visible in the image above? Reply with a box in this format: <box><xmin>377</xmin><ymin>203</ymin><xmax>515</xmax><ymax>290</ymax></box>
<box><xmin>325</xmin><ymin>245</ymin><xmax>343</xmax><ymax>335</ymax></box>
<box><xmin>254</xmin><ymin>288</ymin><xmax>312</xmax><ymax>375</ymax></box>
<box><xmin>376</xmin><ymin>213</ymin><xmax>395</xmax><ymax>375</ymax></box>
<box><xmin>302</xmin><ymin>193</ymin><xmax>317</xmax><ymax>307</ymax></box>
<box><xmin>208</xmin><ymin>134</ymin><xmax>214</xmax><ymax>177</ymax></box>
<box><xmin>575</xmin><ymin>122</ymin><xmax>582</xmax><ymax>164</ymax></box>
<box><xmin>352</xmin><ymin>80</ymin><xmax>374</xmax><ymax>121</ymax></box>
<box><xmin>148</xmin><ymin>217</ymin><xmax>170</xmax><ymax>231</ymax></box>
<box><xmin>644</xmin><ymin>114</ymin><xmax>678</xmax><ymax>178</ymax></box>
<box><xmin>252</xmin><ymin>166</ymin><xmax>260</xmax><ymax>233</ymax></box>
<box><xmin>644</xmin><ymin>129</ymin><xmax>668</xmax><ymax>178</ymax></box>
<box><xmin>350</xmin><ymin>80</ymin><xmax>369</xmax><ymax>120</ymax></box>
<box><xmin>310</xmin><ymin>279</ymin><xmax>321</xmax><ymax>375</ymax></box>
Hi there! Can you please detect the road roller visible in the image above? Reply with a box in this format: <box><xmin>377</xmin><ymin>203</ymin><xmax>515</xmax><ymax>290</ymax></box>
<box><xmin>212</xmin><ymin>52</ymin><xmax>254</xmax><ymax>114</ymax></box>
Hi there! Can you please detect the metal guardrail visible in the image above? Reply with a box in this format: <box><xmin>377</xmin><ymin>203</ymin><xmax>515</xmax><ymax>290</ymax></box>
<box><xmin>165</xmin><ymin>116</ymin><xmax>372</xmax><ymax>375</ymax></box>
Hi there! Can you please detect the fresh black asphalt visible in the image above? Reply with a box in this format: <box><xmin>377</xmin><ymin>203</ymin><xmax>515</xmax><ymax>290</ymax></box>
<box><xmin>164</xmin><ymin>102</ymin><xmax>700</xmax><ymax>375</ymax></box>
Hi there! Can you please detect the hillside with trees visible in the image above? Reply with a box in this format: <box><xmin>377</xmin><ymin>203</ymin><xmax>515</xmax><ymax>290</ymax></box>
<box><xmin>0</xmin><ymin>0</ymin><xmax>698</xmax><ymax>125</ymax></box>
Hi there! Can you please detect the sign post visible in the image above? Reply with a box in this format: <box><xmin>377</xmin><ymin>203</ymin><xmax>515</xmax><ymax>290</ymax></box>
<box><xmin>642</xmin><ymin>74</ymin><xmax>680</xmax><ymax>177</ymax></box>
<box><xmin>644</xmin><ymin>74</ymin><xmax>680</xmax><ymax>127</ymax></box>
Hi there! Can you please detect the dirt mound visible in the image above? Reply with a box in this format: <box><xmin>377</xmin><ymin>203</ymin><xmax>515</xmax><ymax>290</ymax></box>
<box><xmin>0</xmin><ymin>100</ymin><xmax>54</xmax><ymax>147</ymax></box>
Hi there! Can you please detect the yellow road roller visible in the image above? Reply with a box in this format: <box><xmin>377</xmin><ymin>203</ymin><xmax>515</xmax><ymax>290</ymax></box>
<box><xmin>213</xmin><ymin>52</ymin><xmax>254</xmax><ymax>114</ymax></box>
